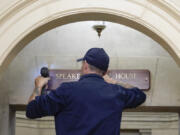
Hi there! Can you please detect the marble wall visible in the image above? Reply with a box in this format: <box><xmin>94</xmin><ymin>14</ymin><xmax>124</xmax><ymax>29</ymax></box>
<box><xmin>0</xmin><ymin>21</ymin><xmax>180</xmax><ymax>135</ymax></box>
<box><xmin>1</xmin><ymin>21</ymin><xmax>180</xmax><ymax>107</ymax></box>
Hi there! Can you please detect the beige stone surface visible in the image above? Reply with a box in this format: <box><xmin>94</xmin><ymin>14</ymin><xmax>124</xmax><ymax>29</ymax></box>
<box><xmin>0</xmin><ymin>1</ymin><xmax>179</xmax><ymax>135</ymax></box>
<box><xmin>0</xmin><ymin>21</ymin><xmax>179</xmax><ymax>107</ymax></box>
<box><xmin>0</xmin><ymin>101</ymin><xmax>9</xmax><ymax>135</ymax></box>
<box><xmin>0</xmin><ymin>21</ymin><xmax>177</xmax><ymax>106</ymax></box>
<box><xmin>0</xmin><ymin>91</ymin><xmax>15</xmax><ymax>135</ymax></box>
<box><xmin>152</xmin><ymin>57</ymin><xmax>180</xmax><ymax>106</ymax></box>
<box><xmin>15</xmin><ymin>112</ymin><xmax>179</xmax><ymax>135</ymax></box>
<box><xmin>16</xmin><ymin>127</ymin><xmax>56</xmax><ymax>135</ymax></box>
<box><xmin>152</xmin><ymin>129</ymin><xmax>178</xmax><ymax>135</ymax></box>
<box><xmin>141</xmin><ymin>5</ymin><xmax>180</xmax><ymax>51</ymax></box>
<box><xmin>0</xmin><ymin>0</ymin><xmax>179</xmax><ymax>69</ymax></box>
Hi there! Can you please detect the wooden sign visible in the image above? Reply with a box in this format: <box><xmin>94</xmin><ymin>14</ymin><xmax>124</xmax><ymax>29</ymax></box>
<box><xmin>47</xmin><ymin>70</ymin><xmax>150</xmax><ymax>90</ymax></box>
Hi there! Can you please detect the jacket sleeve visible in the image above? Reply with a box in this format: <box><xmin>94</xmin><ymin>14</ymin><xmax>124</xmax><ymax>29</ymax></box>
<box><xmin>26</xmin><ymin>83</ymin><xmax>68</xmax><ymax>119</ymax></box>
<box><xmin>119</xmin><ymin>86</ymin><xmax>146</xmax><ymax>109</ymax></box>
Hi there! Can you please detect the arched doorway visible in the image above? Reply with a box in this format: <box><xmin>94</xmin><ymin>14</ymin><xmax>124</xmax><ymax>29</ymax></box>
<box><xmin>0</xmin><ymin>1</ymin><xmax>180</xmax><ymax>135</ymax></box>
<box><xmin>0</xmin><ymin>1</ymin><xmax>180</xmax><ymax>73</ymax></box>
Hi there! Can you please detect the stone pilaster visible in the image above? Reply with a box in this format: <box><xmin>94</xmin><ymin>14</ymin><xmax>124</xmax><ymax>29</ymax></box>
<box><xmin>0</xmin><ymin>92</ymin><xmax>15</xmax><ymax>135</ymax></box>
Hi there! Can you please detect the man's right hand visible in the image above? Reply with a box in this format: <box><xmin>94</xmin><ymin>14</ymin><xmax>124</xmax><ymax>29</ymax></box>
<box><xmin>35</xmin><ymin>76</ymin><xmax>50</xmax><ymax>89</ymax></box>
<box><xmin>28</xmin><ymin>76</ymin><xmax>50</xmax><ymax>103</ymax></box>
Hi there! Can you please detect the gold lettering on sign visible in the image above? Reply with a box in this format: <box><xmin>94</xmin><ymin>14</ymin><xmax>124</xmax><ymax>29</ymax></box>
<box><xmin>56</xmin><ymin>73</ymin><xmax>64</xmax><ymax>79</ymax></box>
<box><xmin>67</xmin><ymin>73</ymin><xmax>72</xmax><ymax>79</ymax></box>
<box><xmin>55</xmin><ymin>73</ymin><xmax>80</xmax><ymax>80</ymax></box>
<box><xmin>115</xmin><ymin>73</ymin><xmax>136</xmax><ymax>80</ymax></box>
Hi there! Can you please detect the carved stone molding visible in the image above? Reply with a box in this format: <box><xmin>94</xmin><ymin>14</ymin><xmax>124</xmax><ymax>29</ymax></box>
<box><xmin>139</xmin><ymin>129</ymin><xmax>151</xmax><ymax>135</ymax></box>
<box><xmin>16</xmin><ymin>112</ymin><xmax>179</xmax><ymax>130</ymax></box>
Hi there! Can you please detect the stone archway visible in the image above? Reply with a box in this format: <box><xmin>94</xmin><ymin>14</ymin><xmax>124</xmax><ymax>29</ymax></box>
<box><xmin>0</xmin><ymin>0</ymin><xmax>180</xmax><ymax>74</ymax></box>
<box><xmin>0</xmin><ymin>0</ymin><xmax>180</xmax><ymax>135</ymax></box>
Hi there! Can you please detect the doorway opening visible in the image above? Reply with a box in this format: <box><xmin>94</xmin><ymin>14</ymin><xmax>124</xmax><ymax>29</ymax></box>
<box><xmin>1</xmin><ymin>21</ymin><xmax>180</xmax><ymax>135</ymax></box>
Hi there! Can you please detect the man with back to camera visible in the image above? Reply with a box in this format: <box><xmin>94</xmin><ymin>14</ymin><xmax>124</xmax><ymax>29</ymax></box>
<box><xmin>26</xmin><ymin>47</ymin><xmax>146</xmax><ymax>135</ymax></box>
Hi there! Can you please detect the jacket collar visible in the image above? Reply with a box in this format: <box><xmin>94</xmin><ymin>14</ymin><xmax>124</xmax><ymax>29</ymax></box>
<box><xmin>79</xmin><ymin>73</ymin><xmax>104</xmax><ymax>81</ymax></box>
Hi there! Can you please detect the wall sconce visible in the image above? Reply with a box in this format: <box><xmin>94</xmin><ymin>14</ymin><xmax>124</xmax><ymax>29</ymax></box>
<box><xmin>93</xmin><ymin>21</ymin><xmax>106</xmax><ymax>38</ymax></box>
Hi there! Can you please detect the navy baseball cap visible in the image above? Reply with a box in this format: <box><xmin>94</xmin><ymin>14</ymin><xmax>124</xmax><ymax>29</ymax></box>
<box><xmin>77</xmin><ymin>48</ymin><xmax>109</xmax><ymax>71</ymax></box>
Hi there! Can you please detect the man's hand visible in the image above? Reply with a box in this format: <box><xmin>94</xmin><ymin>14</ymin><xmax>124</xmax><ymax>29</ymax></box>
<box><xmin>103</xmin><ymin>74</ymin><xmax>134</xmax><ymax>89</ymax></box>
<box><xmin>103</xmin><ymin>74</ymin><xmax>117</xmax><ymax>84</ymax></box>
<box><xmin>28</xmin><ymin>76</ymin><xmax>50</xmax><ymax>103</ymax></box>
<box><xmin>35</xmin><ymin>76</ymin><xmax>50</xmax><ymax>89</ymax></box>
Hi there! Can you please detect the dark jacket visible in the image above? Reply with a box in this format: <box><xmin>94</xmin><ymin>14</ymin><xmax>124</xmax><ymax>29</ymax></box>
<box><xmin>26</xmin><ymin>74</ymin><xmax>146</xmax><ymax>135</ymax></box>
